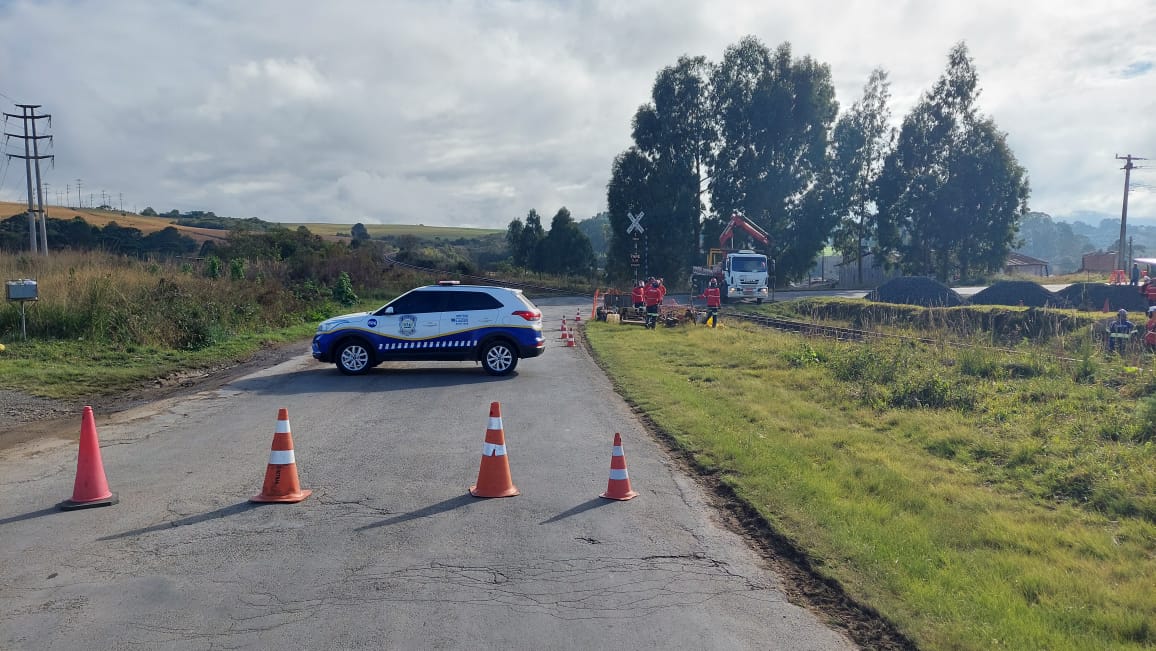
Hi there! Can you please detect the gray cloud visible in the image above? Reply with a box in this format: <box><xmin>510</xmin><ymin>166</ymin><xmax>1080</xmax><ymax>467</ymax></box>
<box><xmin>1</xmin><ymin>0</ymin><xmax>1153</xmax><ymax>228</ymax></box>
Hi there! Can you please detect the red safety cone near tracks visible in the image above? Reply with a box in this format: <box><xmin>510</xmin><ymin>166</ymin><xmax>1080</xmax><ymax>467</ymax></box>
<box><xmin>59</xmin><ymin>406</ymin><xmax>118</xmax><ymax>510</ymax></box>
<box><xmin>600</xmin><ymin>433</ymin><xmax>638</xmax><ymax>500</ymax></box>
<box><xmin>575</xmin><ymin>308</ymin><xmax>581</xmax><ymax>322</ymax></box>
<box><xmin>251</xmin><ymin>408</ymin><xmax>312</xmax><ymax>503</ymax></box>
<box><xmin>470</xmin><ymin>402</ymin><xmax>519</xmax><ymax>498</ymax></box>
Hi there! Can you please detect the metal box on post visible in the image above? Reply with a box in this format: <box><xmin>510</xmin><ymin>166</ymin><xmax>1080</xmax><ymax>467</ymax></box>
<box><xmin>6</xmin><ymin>279</ymin><xmax>38</xmax><ymax>301</ymax></box>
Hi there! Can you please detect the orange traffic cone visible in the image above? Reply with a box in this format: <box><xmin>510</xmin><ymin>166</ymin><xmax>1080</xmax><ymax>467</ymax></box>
<box><xmin>600</xmin><ymin>433</ymin><xmax>638</xmax><ymax>500</ymax></box>
<box><xmin>251</xmin><ymin>408</ymin><xmax>312</xmax><ymax>503</ymax></box>
<box><xmin>470</xmin><ymin>402</ymin><xmax>519</xmax><ymax>498</ymax></box>
<box><xmin>575</xmin><ymin>308</ymin><xmax>581</xmax><ymax>322</ymax></box>
<box><xmin>59</xmin><ymin>406</ymin><xmax>118</xmax><ymax>510</ymax></box>
<box><xmin>560</xmin><ymin>316</ymin><xmax>567</xmax><ymax>331</ymax></box>
<box><xmin>559</xmin><ymin>321</ymin><xmax>569</xmax><ymax>340</ymax></box>
<box><xmin>1103</xmin><ymin>298</ymin><xmax>1111</xmax><ymax>313</ymax></box>
<box><xmin>565</xmin><ymin>329</ymin><xmax>576</xmax><ymax>347</ymax></box>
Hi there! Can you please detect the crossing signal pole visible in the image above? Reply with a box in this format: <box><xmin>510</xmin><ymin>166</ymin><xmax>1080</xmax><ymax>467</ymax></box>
<box><xmin>4</xmin><ymin>104</ymin><xmax>54</xmax><ymax>254</ymax></box>
<box><xmin>1116</xmin><ymin>154</ymin><xmax>1147</xmax><ymax>272</ymax></box>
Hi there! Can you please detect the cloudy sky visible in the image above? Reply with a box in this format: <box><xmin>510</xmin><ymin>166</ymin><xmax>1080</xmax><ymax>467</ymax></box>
<box><xmin>0</xmin><ymin>0</ymin><xmax>1153</xmax><ymax>229</ymax></box>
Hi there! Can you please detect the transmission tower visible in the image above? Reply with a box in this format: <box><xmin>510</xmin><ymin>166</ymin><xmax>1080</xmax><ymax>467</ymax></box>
<box><xmin>3</xmin><ymin>104</ymin><xmax>53</xmax><ymax>254</ymax></box>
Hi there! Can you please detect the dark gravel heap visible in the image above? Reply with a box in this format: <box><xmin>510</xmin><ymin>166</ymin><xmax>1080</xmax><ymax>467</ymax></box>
<box><xmin>969</xmin><ymin>281</ymin><xmax>1071</xmax><ymax>308</ymax></box>
<box><xmin>866</xmin><ymin>276</ymin><xmax>964</xmax><ymax>307</ymax></box>
<box><xmin>1056</xmin><ymin>283</ymin><xmax>1149</xmax><ymax>313</ymax></box>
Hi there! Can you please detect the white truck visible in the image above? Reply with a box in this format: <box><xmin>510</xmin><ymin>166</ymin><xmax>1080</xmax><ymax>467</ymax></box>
<box><xmin>690</xmin><ymin>213</ymin><xmax>774</xmax><ymax>303</ymax></box>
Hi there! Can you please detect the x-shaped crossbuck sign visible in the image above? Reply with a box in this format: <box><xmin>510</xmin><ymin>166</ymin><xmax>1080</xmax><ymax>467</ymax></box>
<box><xmin>626</xmin><ymin>211</ymin><xmax>645</xmax><ymax>234</ymax></box>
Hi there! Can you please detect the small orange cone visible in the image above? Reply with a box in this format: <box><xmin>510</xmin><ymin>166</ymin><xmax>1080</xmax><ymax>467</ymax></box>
<box><xmin>575</xmin><ymin>308</ymin><xmax>581</xmax><ymax>322</ymax></box>
<box><xmin>59</xmin><ymin>406</ymin><xmax>118</xmax><ymax>511</ymax></box>
<box><xmin>559</xmin><ymin>321</ymin><xmax>569</xmax><ymax>340</ymax></box>
<box><xmin>560</xmin><ymin>316</ymin><xmax>567</xmax><ymax>331</ymax></box>
<box><xmin>470</xmin><ymin>402</ymin><xmax>519</xmax><ymax>498</ymax></box>
<box><xmin>565</xmin><ymin>329</ymin><xmax>576</xmax><ymax>347</ymax></box>
<box><xmin>600</xmin><ymin>433</ymin><xmax>638</xmax><ymax>500</ymax></box>
<box><xmin>1103</xmin><ymin>298</ymin><xmax>1111</xmax><ymax>313</ymax></box>
<box><xmin>251</xmin><ymin>408</ymin><xmax>312</xmax><ymax>503</ymax></box>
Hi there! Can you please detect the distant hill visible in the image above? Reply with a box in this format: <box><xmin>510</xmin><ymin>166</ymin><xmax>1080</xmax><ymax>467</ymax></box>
<box><xmin>0</xmin><ymin>201</ymin><xmax>228</xmax><ymax>244</ymax></box>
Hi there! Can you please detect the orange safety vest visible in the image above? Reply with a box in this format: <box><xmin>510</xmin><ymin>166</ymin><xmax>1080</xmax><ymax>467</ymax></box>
<box><xmin>643</xmin><ymin>285</ymin><xmax>662</xmax><ymax>307</ymax></box>
<box><xmin>699</xmin><ymin>286</ymin><xmax>721</xmax><ymax>308</ymax></box>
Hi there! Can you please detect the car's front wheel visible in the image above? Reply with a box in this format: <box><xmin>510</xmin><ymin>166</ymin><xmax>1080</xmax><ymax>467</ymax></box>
<box><xmin>336</xmin><ymin>339</ymin><xmax>373</xmax><ymax>375</ymax></box>
<box><xmin>481</xmin><ymin>340</ymin><xmax>518</xmax><ymax>376</ymax></box>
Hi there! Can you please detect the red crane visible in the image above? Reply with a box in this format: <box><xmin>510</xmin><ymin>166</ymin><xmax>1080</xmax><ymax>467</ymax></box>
<box><xmin>719</xmin><ymin>212</ymin><xmax>770</xmax><ymax>249</ymax></box>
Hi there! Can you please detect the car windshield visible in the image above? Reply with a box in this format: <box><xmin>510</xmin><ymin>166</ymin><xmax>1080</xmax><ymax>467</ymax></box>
<box><xmin>732</xmin><ymin>257</ymin><xmax>767</xmax><ymax>273</ymax></box>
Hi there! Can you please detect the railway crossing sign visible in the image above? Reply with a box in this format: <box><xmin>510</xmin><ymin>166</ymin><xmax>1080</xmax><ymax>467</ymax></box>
<box><xmin>626</xmin><ymin>211</ymin><xmax>645</xmax><ymax>235</ymax></box>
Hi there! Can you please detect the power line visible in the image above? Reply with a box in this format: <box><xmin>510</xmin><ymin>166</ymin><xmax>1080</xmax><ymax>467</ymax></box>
<box><xmin>1115</xmin><ymin>154</ymin><xmax>1148</xmax><ymax>271</ymax></box>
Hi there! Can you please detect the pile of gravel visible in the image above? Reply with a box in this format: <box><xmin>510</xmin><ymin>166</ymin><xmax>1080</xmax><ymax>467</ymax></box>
<box><xmin>969</xmin><ymin>281</ymin><xmax>1071</xmax><ymax>308</ymax></box>
<box><xmin>865</xmin><ymin>276</ymin><xmax>964</xmax><ymax>307</ymax></box>
<box><xmin>1056</xmin><ymin>283</ymin><xmax>1149</xmax><ymax>313</ymax></box>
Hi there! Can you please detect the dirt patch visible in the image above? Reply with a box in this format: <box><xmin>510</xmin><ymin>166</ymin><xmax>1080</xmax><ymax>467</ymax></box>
<box><xmin>866</xmin><ymin>276</ymin><xmax>963</xmax><ymax>308</ymax></box>
<box><xmin>0</xmin><ymin>339</ymin><xmax>310</xmax><ymax>454</ymax></box>
<box><xmin>969</xmin><ymin>280</ymin><xmax>1071</xmax><ymax>308</ymax></box>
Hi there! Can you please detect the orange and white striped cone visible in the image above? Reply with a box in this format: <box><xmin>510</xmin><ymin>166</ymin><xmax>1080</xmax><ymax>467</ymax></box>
<box><xmin>560</xmin><ymin>316</ymin><xmax>567</xmax><ymax>332</ymax></box>
<box><xmin>559</xmin><ymin>321</ymin><xmax>569</xmax><ymax>340</ymax></box>
<box><xmin>565</xmin><ymin>329</ymin><xmax>576</xmax><ymax>347</ymax></box>
<box><xmin>470</xmin><ymin>402</ymin><xmax>519</xmax><ymax>498</ymax></box>
<box><xmin>600</xmin><ymin>433</ymin><xmax>638</xmax><ymax>500</ymax></box>
<box><xmin>575</xmin><ymin>308</ymin><xmax>581</xmax><ymax>322</ymax></box>
<box><xmin>250</xmin><ymin>408</ymin><xmax>312</xmax><ymax>504</ymax></box>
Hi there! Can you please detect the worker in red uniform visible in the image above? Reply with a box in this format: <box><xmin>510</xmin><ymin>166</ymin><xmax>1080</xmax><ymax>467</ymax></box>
<box><xmin>631</xmin><ymin>280</ymin><xmax>645</xmax><ymax>310</ymax></box>
<box><xmin>698</xmin><ymin>278</ymin><xmax>722</xmax><ymax>327</ymax></box>
<box><xmin>643</xmin><ymin>278</ymin><xmax>663</xmax><ymax>329</ymax></box>
<box><xmin>657</xmin><ymin>277</ymin><xmax>667</xmax><ymax>303</ymax></box>
<box><xmin>1145</xmin><ymin>307</ymin><xmax>1156</xmax><ymax>348</ymax></box>
<box><xmin>1145</xmin><ymin>280</ymin><xmax>1156</xmax><ymax>306</ymax></box>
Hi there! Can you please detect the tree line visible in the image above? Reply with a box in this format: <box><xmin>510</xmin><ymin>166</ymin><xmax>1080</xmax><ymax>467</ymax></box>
<box><xmin>0</xmin><ymin>214</ymin><xmax>199</xmax><ymax>257</ymax></box>
<box><xmin>606</xmin><ymin>37</ymin><xmax>1029</xmax><ymax>285</ymax></box>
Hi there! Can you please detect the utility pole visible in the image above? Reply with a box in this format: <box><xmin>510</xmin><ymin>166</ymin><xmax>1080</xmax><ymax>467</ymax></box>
<box><xmin>76</xmin><ymin>178</ymin><xmax>82</xmax><ymax>207</ymax></box>
<box><xmin>3</xmin><ymin>104</ymin><xmax>53</xmax><ymax>254</ymax></box>
<box><xmin>1116</xmin><ymin>154</ymin><xmax>1148</xmax><ymax>272</ymax></box>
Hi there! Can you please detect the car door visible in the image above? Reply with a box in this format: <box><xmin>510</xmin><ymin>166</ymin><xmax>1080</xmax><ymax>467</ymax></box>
<box><xmin>439</xmin><ymin>290</ymin><xmax>501</xmax><ymax>351</ymax></box>
<box><xmin>371</xmin><ymin>289</ymin><xmax>445</xmax><ymax>358</ymax></box>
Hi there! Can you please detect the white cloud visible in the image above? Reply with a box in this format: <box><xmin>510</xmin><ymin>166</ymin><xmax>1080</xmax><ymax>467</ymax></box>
<box><xmin>0</xmin><ymin>0</ymin><xmax>1153</xmax><ymax>228</ymax></box>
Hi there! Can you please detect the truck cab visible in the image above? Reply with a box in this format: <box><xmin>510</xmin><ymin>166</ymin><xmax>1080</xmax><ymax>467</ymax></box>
<box><xmin>722</xmin><ymin>250</ymin><xmax>771</xmax><ymax>303</ymax></box>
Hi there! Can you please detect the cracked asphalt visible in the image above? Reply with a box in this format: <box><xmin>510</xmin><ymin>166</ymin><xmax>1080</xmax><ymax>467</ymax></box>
<box><xmin>0</xmin><ymin>298</ymin><xmax>854</xmax><ymax>650</ymax></box>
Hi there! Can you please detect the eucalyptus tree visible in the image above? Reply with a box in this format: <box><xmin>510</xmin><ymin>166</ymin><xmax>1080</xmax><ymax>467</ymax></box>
<box><xmin>539</xmin><ymin>207</ymin><xmax>596</xmax><ymax>276</ymax></box>
<box><xmin>829</xmin><ymin>68</ymin><xmax>893</xmax><ymax>281</ymax></box>
<box><xmin>709</xmin><ymin>37</ymin><xmax>839</xmax><ymax>280</ymax></box>
<box><xmin>876</xmin><ymin>42</ymin><xmax>1029</xmax><ymax>280</ymax></box>
<box><xmin>615</xmin><ymin>55</ymin><xmax>717</xmax><ymax>284</ymax></box>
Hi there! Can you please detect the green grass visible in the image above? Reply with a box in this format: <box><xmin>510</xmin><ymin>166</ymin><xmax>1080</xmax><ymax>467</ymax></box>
<box><xmin>0</xmin><ymin>323</ymin><xmax>317</xmax><ymax>399</ymax></box>
<box><xmin>586</xmin><ymin>319</ymin><xmax>1156</xmax><ymax>650</ymax></box>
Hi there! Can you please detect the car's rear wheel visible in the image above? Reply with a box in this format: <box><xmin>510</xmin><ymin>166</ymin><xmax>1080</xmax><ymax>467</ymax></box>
<box><xmin>481</xmin><ymin>340</ymin><xmax>518</xmax><ymax>376</ymax></box>
<box><xmin>336</xmin><ymin>339</ymin><xmax>373</xmax><ymax>375</ymax></box>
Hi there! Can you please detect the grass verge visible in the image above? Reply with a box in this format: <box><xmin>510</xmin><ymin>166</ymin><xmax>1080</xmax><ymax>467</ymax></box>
<box><xmin>586</xmin><ymin>318</ymin><xmax>1155</xmax><ymax>650</ymax></box>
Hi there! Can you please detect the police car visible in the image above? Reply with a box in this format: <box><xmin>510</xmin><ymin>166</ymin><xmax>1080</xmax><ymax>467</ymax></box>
<box><xmin>312</xmin><ymin>281</ymin><xmax>545</xmax><ymax>376</ymax></box>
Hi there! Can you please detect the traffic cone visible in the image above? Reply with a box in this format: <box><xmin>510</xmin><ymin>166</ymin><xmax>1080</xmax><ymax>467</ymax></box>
<box><xmin>1103</xmin><ymin>298</ymin><xmax>1111</xmax><ymax>313</ymax></box>
<box><xmin>251</xmin><ymin>408</ymin><xmax>312</xmax><ymax>503</ymax></box>
<box><xmin>559</xmin><ymin>321</ymin><xmax>569</xmax><ymax>340</ymax></box>
<box><xmin>565</xmin><ymin>329</ymin><xmax>576</xmax><ymax>347</ymax></box>
<box><xmin>575</xmin><ymin>308</ymin><xmax>581</xmax><ymax>322</ymax></box>
<box><xmin>600</xmin><ymin>433</ymin><xmax>638</xmax><ymax>500</ymax></box>
<box><xmin>470</xmin><ymin>402</ymin><xmax>519</xmax><ymax>498</ymax></box>
<box><xmin>58</xmin><ymin>406</ymin><xmax>118</xmax><ymax>511</ymax></box>
<box><xmin>560</xmin><ymin>316</ymin><xmax>567</xmax><ymax>331</ymax></box>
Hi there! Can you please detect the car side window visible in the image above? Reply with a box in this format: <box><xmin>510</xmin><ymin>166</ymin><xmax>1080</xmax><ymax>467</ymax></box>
<box><xmin>384</xmin><ymin>290</ymin><xmax>444</xmax><ymax>315</ymax></box>
<box><xmin>444</xmin><ymin>291</ymin><xmax>502</xmax><ymax>311</ymax></box>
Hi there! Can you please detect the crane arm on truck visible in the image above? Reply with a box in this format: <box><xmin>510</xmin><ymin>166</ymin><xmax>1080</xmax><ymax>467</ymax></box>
<box><xmin>719</xmin><ymin>212</ymin><xmax>770</xmax><ymax>249</ymax></box>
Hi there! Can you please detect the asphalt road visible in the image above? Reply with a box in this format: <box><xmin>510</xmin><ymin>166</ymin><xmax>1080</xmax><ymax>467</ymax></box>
<box><xmin>0</xmin><ymin>297</ymin><xmax>853</xmax><ymax>650</ymax></box>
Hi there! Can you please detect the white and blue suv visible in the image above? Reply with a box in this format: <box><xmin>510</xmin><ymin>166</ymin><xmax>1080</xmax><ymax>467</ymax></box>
<box><xmin>312</xmin><ymin>282</ymin><xmax>545</xmax><ymax>376</ymax></box>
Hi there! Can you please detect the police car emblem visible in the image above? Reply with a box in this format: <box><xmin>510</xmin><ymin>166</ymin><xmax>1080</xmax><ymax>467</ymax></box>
<box><xmin>367</xmin><ymin>318</ymin><xmax>378</xmax><ymax>328</ymax></box>
<box><xmin>399</xmin><ymin>315</ymin><xmax>417</xmax><ymax>336</ymax></box>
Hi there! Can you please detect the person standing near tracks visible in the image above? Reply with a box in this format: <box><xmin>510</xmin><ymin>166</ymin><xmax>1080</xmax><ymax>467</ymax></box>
<box><xmin>643</xmin><ymin>278</ymin><xmax>663</xmax><ymax>329</ymax></box>
<box><xmin>631</xmin><ymin>280</ymin><xmax>645</xmax><ymax>310</ymax></box>
<box><xmin>1144</xmin><ymin>307</ymin><xmax>1156</xmax><ymax>348</ymax></box>
<box><xmin>1108</xmin><ymin>309</ymin><xmax>1135</xmax><ymax>353</ymax></box>
<box><xmin>698</xmin><ymin>278</ymin><xmax>722</xmax><ymax>327</ymax></box>
<box><xmin>1132</xmin><ymin>263</ymin><xmax>1141</xmax><ymax>287</ymax></box>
